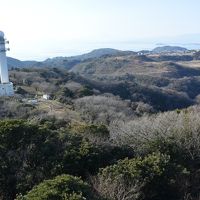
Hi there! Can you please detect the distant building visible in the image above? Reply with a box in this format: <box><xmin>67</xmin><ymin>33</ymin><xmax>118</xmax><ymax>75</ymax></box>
<box><xmin>43</xmin><ymin>94</ymin><xmax>50</xmax><ymax>100</ymax></box>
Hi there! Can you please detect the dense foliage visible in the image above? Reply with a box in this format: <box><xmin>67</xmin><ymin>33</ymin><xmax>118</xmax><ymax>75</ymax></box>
<box><xmin>1</xmin><ymin>110</ymin><xmax>200</xmax><ymax>200</ymax></box>
<box><xmin>0</xmin><ymin>120</ymin><xmax>132</xmax><ymax>200</ymax></box>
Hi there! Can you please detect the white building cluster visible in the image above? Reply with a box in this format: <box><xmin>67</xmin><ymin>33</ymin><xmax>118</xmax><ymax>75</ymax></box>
<box><xmin>0</xmin><ymin>31</ymin><xmax>14</xmax><ymax>96</ymax></box>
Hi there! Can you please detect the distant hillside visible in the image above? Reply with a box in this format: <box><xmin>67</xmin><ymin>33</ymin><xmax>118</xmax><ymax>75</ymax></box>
<box><xmin>7</xmin><ymin>51</ymin><xmax>132</xmax><ymax>70</ymax></box>
<box><xmin>70</xmin><ymin>54</ymin><xmax>158</xmax><ymax>77</ymax></box>
<box><xmin>8</xmin><ymin>48</ymin><xmax>131</xmax><ymax>69</ymax></box>
<box><xmin>74</xmin><ymin>48</ymin><xmax>122</xmax><ymax>60</ymax></box>
<box><xmin>152</xmin><ymin>46</ymin><xmax>187</xmax><ymax>53</ymax></box>
<box><xmin>7</xmin><ymin>47</ymin><xmax>195</xmax><ymax>70</ymax></box>
<box><xmin>7</xmin><ymin>57</ymin><xmax>39</xmax><ymax>69</ymax></box>
<box><xmin>7</xmin><ymin>57</ymin><xmax>24</xmax><ymax>69</ymax></box>
<box><xmin>70</xmin><ymin>54</ymin><xmax>200</xmax><ymax>80</ymax></box>
<box><xmin>42</xmin><ymin>48</ymin><xmax>127</xmax><ymax>69</ymax></box>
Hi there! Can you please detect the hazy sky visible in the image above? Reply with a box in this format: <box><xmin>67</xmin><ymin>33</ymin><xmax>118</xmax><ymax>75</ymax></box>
<box><xmin>0</xmin><ymin>0</ymin><xmax>200</xmax><ymax>60</ymax></box>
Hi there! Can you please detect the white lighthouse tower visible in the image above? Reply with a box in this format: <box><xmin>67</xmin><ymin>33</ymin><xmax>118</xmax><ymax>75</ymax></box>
<box><xmin>0</xmin><ymin>31</ymin><xmax>14</xmax><ymax>96</ymax></box>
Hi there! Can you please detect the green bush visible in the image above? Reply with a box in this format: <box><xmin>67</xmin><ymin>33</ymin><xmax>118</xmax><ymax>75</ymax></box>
<box><xmin>95</xmin><ymin>153</ymin><xmax>187</xmax><ymax>200</ymax></box>
<box><xmin>16</xmin><ymin>174</ymin><xmax>93</xmax><ymax>200</ymax></box>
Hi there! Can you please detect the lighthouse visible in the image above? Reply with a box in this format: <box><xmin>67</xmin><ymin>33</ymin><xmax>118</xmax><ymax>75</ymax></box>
<box><xmin>0</xmin><ymin>31</ymin><xmax>14</xmax><ymax>96</ymax></box>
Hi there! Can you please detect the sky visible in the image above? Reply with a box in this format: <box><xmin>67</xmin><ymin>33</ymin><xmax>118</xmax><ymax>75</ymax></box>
<box><xmin>0</xmin><ymin>0</ymin><xmax>200</xmax><ymax>60</ymax></box>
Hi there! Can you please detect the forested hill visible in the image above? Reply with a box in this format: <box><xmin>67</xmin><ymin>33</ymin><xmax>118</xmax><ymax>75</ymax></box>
<box><xmin>8</xmin><ymin>46</ymin><xmax>196</xmax><ymax>69</ymax></box>
<box><xmin>7</xmin><ymin>48</ymin><xmax>133</xmax><ymax>69</ymax></box>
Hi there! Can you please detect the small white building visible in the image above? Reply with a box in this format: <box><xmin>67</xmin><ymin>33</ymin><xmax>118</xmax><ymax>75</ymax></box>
<box><xmin>42</xmin><ymin>94</ymin><xmax>50</xmax><ymax>100</ymax></box>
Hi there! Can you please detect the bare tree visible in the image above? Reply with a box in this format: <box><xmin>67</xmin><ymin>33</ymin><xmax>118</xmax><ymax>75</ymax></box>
<box><xmin>91</xmin><ymin>175</ymin><xmax>143</xmax><ymax>200</ymax></box>
<box><xmin>74</xmin><ymin>95</ymin><xmax>135</xmax><ymax>125</ymax></box>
